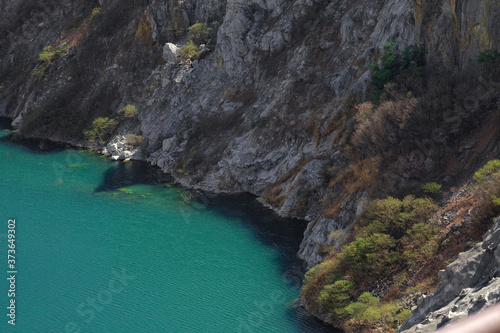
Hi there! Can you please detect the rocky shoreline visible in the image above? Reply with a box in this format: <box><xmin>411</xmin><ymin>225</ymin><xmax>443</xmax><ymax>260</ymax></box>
<box><xmin>1</xmin><ymin>0</ymin><xmax>499</xmax><ymax>331</ymax></box>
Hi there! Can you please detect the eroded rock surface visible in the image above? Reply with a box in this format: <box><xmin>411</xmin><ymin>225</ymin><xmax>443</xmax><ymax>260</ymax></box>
<box><xmin>399</xmin><ymin>217</ymin><xmax>500</xmax><ymax>332</ymax></box>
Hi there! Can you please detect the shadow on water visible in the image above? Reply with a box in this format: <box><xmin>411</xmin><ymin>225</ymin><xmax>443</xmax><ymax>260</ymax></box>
<box><xmin>204</xmin><ymin>193</ymin><xmax>308</xmax><ymax>286</ymax></box>
<box><xmin>0</xmin><ymin>118</ymin><xmax>67</xmax><ymax>154</ymax></box>
<box><xmin>94</xmin><ymin>163</ymin><xmax>341</xmax><ymax>332</ymax></box>
<box><xmin>202</xmin><ymin>193</ymin><xmax>342</xmax><ymax>333</ymax></box>
<box><xmin>92</xmin><ymin>160</ymin><xmax>341</xmax><ymax>332</ymax></box>
<box><xmin>0</xmin><ymin>117</ymin><xmax>12</xmax><ymax>129</ymax></box>
<box><xmin>95</xmin><ymin>160</ymin><xmax>172</xmax><ymax>191</ymax></box>
<box><xmin>0</xmin><ymin>117</ymin><xmax>341</xmax><ymax>332</ymax></box>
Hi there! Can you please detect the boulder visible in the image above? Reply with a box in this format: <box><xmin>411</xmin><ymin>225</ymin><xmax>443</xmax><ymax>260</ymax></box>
<box><xmin>162</xmin><ymin>136</ymin><xmax>176</xmax><ymax>153</ymax></box>
<box><xmin>162</xmin><ymin>43</ymin><xmax>178</xmax><ymax>64</ymax></box>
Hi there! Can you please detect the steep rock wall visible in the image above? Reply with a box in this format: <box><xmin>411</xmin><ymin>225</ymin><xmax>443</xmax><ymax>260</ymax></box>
<box><xmin>399</xmin><ymin>216</ymin><xmax>500</xmax><ymax>332</ymax></box>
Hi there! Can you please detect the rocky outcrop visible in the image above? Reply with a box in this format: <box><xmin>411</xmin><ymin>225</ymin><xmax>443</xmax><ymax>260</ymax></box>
<box><xmin>399</xmin><ymin>217</ymin><xmax>500</xmax><ymax>332</ymax></box>
<box><xmin>162</xmin><ymin>43</ymin><xmax>179</xmax><ymax>64</ymax></box>
<box><xmin>103</xmin><ymin>134</ymin><xmax>145</xmax><ymax>161</ymax></box>
<box><xmin>299</xmin><ymin>192</ymin><xmax>368</xmax><ymax>268</ymax></box>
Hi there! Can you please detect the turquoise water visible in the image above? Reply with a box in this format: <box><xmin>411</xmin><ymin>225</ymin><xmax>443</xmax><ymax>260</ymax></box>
<box><xmin>0</xmin><ymin>128</ymin><xmax>337</xmax><ymax>333</ymax></box>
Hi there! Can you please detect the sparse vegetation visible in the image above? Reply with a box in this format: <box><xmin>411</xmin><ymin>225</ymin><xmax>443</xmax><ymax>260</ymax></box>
<box><xmin>125</xmin><ymin>134</ymin><xmax>143</xmax><ymax>148</ymax></box>
<box><xmin>83</xmin><ymin>117</ymin><xmax>118</xmax><ymax>143</ymax></box>
<box><xmin>478</xmin><ymin>49</ymin><xmax>500</xmax><ymax>64</ymax></box>
<box><xmin>36</xmin><ymin>43</ymin><xmax>70</xmax><ymax>78</ymax></box>
<box><xmin>179</xmin><ymin>23</ymin><xmax>214</xmax><ymax>61</ymax></box>
<box><xmin>90</xmin><ymin>7</ymin><xmax>102</xmax><ymax>20</ymax></box>
<box><xmin>118</xmin><ymin>104</ymin><xmax>138</xmax><ymax>118</ymax></box>
<box><xmin>302</xmin><ymin>195</ymin><xmax>439</xmax><ymax>331</ymax></box>
<box><xmin>369</xmin><ymin>41</ymin><xmax>425</xmax><ymax>102</ymax></box>
<box><xmin>473</xmin><ymin>160</ymin><xmax>500</xmax><ymax>210</ymax></box>
<box><xmin>422</xmin><ymin>182</ymin><xmax>442</xmax><ymax>194</ymax></box>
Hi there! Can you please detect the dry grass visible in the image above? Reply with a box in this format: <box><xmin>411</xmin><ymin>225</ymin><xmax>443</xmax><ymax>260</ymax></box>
<box><xmin>474</xmin><ymin>111</ymin><xmax>500</xmax><ymax>150</ymax></box>
<box><xmin>262</xmin><ymin>186</ymin><xmax>285</xmax><ymax>208</ymax></box>
<box><xmin>349</xmin><ymin>96</ymin><xmax>417</xmax><ymax>158</ymax></box>
<box><xmin>324</xmin><ymin>199</ymin><xmax>344</xmax><ymax>218</ymax></box>
<box><xmin>331</xmin><ymin>113</ymin><xmax>349</xmax><ymax>148</ymax></box>
<box><xmin>322</xmin><ymin>111</ymin><xmax>343</xmax><ymax>137</ymax></box>
<box><xmin>329</xmin><ymin>157</ymin><xmax>382</xmax><ymax>195</ymax></box>
<box><xmin>135</xmin><ymin>11</ymin><xmax>154</xmax><ymax>48</ymax></box>
<box><xmin>323</xmin><ymin>157</ymin><xmax>381</xmax><ymax>218</ymax></box>
<box><xmin>125</xmin><ymin>134</ymin><xmax>143</xmax><ymax>148</ymax></box>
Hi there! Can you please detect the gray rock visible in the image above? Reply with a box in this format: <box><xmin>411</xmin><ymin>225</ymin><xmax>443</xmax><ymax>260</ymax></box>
<box><xmin>299</xmin><ymin>192</ymin><xmax>368</xmax><ymax>268</ymax></box>
<box><xmin>162</xmin><ymin>137</ymin><xmax>176</xmax><ymax>153</ymax></box>
<box><xmin>162</xmin><ymin>43</ymin><xmax>178</xmax><ymax>64</ymax></box>
<box><xmin>399</xmin><ymin>217</ymin><xmax>500</xmax><ymax>332</ymax></box>
<box><xmin>119</xmin><ymin>150</ymin><xmax>131</xmax><ymax>160</ymax></box>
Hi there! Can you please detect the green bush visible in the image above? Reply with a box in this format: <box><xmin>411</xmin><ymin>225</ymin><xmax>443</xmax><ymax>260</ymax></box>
<box><xmin>345</xmin><ymin>292</ymin><xmax>400</xmax><ymax>328</ymax></box>
<box><xmin>473</xmin><ymin>160</ymin><xmax>500</xmax><ymax>181</ymax></box>
<box><xmin>179</xmin><ymin>23</ymin><xmax>213</xmax><ymax>61</ymax></box>
<box><xmin>36</xmin><ymin>43</ymin><xmax>70</xmax><ymax>79</ymax></box>
<box><xmin>395</xmin><ymin>309</ymin><xmax>412</xmax><ymax>324</ymax></box>
<box><xmin>403</xmin><ymin>223</ymin><xmax>439</xmax><ymax>264</ymax></box>
<box><xmin>422</xmin><ymin>182</ymin><xmax>442</xmax><ymax>194</ymax></box>
<box><xmin>39</xmin><ymin>46</ymin><xmax>55</xmax><ymax>64</ymax></box>
<box><xmin>180</xmin><ymin>41</ymin><xmax>201</xmax><ymax>60</ymax></box>
<box><xmin>187</xmin><ymin>23</ymin><xmax>212</xmax><ymax>45</ymax></box>
<box><xmin>84</xmin><ymin>117</ymin><xmax>117</xmax><ymax>142</ymax></box>
<box><xmin>302</xmin><ymin>193</ymin><xmax>440</xmax><ymax>330</ymax></box>
<box><xmin>361</xmin><ymin>195</ymin><xmax>437</xmax><ymax>238</ymax></box>
<box><xmin>345</xmin><ymin>292</ymin><xmax>379</xmax><ymax>320</ymax></box>
<box><xmin>478</xmin><ymin>49</ymin><xmax>500</xmax><ymax>64</ymax></box>
<box><xmin>118</xmin><ymin>104</ymin><xmax>137</xmax><ymax>118</ymax></box>
<box><xmin>369</xmin><ymin>41</ymin><xmax>399</xmax><ymax>102</ymax></box>
<box><xmin>340</xmin><ymin>233</ymin><xmax>399</xmax><ymax>280</ymax></box>
<box><xmin>39</xmin><ymin>43</ymin><xmax>70</xmax><ymax>64</ymax></box>
<box><xmin>90</xmin><ymin>7</ymin><xmax>102</xmax><ymax>20</ymax></box>
<box><xmin>369</xmin><ymin>41</ymin><xmax>425</xmax><ymax>102</ymax></box>
<box><xmin>318</xmin><ymin>280</ymin><xmax>354</xmax><ymax>315</ymax></box>
<box><xmin>473</xmin><ymin>160</ymin><xmax>500</xmax><ymax>208</ymax></box>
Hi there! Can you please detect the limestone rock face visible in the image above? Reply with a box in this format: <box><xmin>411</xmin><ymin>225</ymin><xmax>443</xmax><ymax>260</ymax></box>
<box><xmin>162</xmin><ymin>43</ymin><xmax>178</xmax><ymax>64</ymax></box>
<box><xmin>0</xmin><ymin>0</ymin><xmax>498</xmax><ymax>276</ymax></box>
<box><xmin>299</xmin><ymin>192</ymin><xmax>368</xmax><ymax>268</ymax></box>
<box><xmin>399</xmin><ymin>217</ymin><xmax>500</xmax><ymax>332</ymax></box>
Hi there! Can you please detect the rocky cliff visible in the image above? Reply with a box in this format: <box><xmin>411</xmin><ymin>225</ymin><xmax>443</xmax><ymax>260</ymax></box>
<box><xmin>1</xmin><ymin>0</ymin><xmax>499</xmax><ymax>331</ymax></box>
<box><xmin>399</xmin><ymin>216</ymin><xmax>500</xmax><ymax>332</ymax></box>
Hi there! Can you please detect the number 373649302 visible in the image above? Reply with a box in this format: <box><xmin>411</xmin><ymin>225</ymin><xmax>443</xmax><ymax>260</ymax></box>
<box><xmin>8</xmin><ymin>219</ymin><xmax>16</xmax><ymax>269</ymax></box>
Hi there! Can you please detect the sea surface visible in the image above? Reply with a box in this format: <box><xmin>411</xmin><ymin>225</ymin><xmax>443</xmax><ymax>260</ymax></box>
<box><xmin>0</xmin><ymin>124</ymin><xmax>339</xmax><ymax>333</ymax></box>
